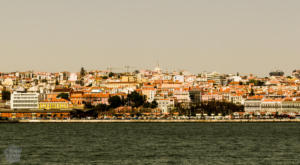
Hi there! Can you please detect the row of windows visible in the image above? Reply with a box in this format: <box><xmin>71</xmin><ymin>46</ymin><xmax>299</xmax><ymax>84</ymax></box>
<box><xmin>13</xmin><ymin>100</ymin><xmax>38</xmax><ymax>103</ymax></box>
<box><xmin>13</xmin><ymin>97</ymin><xmax>38</xmax><ymax>100</ymax></box>
<box><xmin>13</xmin><ymin>104</ymin><xmax>38</xmax><ymax>107</ymax></box>
<box><xmin>282</xmin><ymin>105</ymin><xmax>300</xmax><ymax>108</ymax></box>
<box><xmin>261</xmin><ymin>105</ymin><xmax>281</xmax><ymax>108</ymax></box>
<box><xmin>13</xmin><ymin>94</ymin><xmax>38</xmax><ymax>96</ymax></box>
<box><xmin>39</xmin><ymin>104</ymin><xmax>68</xmax><ymax>107</ymax></box>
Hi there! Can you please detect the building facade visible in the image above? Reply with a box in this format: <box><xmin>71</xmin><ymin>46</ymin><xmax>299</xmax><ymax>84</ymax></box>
<box><xmin>10</xmin><ymin>92</ymin><xmax>39</xmax><ymax>110</ymax></box>
<box><xmin>39</xmin><ymin>99</ymin><xmax>70</xmax><ymax>110</ymax></box>
<box><xmin>157</xmin><ymin>98</ymin><xmax>175</xmax><ymax>114</ymax></box>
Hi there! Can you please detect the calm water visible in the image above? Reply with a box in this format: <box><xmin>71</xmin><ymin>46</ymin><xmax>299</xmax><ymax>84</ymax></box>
<box><xmin>0</xmin><ymin>123</ymin><xmax>299</xmax><ymax>165</ymax></box>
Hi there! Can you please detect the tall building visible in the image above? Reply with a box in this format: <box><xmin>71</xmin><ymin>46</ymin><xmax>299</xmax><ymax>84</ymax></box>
<box><xmin>189</xmin><ymin>89</ymin><xmax>202</xmax><ymax>104</ymax></box>
<box><xmin>292</xmin><ymin>70</ymin><xmax>300</xmax><ymax>79</ymax></box>
<box><xmin>269</xmin><ymin>70</ymin><xmax>284</xmax><ymax>77</ymax></box>
<box><xmin>206</xmin><ymin>72</ymin><xmax>224</xmax><ymax>85</ymax></box>
<box><xmin>10</xmin><ymin>91</ymin><xmax>39</xmax><ymax>110</ymax></box>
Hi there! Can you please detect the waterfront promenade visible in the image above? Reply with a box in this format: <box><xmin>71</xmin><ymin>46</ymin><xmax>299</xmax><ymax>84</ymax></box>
<box><xmin>11</xmin><ymin>119</ymin><xmax>300</xmax><ymax>123</ymax></box>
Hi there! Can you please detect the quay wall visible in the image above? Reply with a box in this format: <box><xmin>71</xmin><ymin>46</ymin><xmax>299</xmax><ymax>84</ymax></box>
<box><xmin>15</xmin><ymin>119</ymin><xmax>300</xmax><ymax>123</ymax></box>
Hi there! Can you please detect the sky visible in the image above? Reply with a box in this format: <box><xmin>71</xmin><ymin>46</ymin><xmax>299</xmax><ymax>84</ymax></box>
<box><xmin>0</xmin><ymin>0</ymin><xmax>299</xmax><ymax>76</ymax></box>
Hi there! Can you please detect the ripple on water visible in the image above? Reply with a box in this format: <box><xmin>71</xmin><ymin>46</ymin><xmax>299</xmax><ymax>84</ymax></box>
<box><xmin>0</xmin><ymin>123</ymin><xmax>299</xmax><ymax>165</ymax></box>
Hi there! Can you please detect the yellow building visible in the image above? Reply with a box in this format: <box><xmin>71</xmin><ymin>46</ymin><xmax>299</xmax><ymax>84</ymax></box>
<box><xmin>39</xmin><ymin>99</ymin><xmax>70</xmax><ymax>110</ymax></box>
<box><xmin>121</xmin><ymin>76</ymin><xmax>136</xmax><ymax>82</ymax></box>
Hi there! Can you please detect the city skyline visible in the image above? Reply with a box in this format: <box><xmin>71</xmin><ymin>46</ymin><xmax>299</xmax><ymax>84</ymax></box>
<box><xmin>1</xmin><ymin>1</ymin><xmax>300</xmax><ymax>164</ymax></box>
<box><xmin>0</xmin><ymin>65</ymin><xmax>296</xmax><ymax>78</ymax></box>
<box><xmin>1</xmin><ymin>0</ymin><xmax>300</xmax><ymax>75</ymax></box>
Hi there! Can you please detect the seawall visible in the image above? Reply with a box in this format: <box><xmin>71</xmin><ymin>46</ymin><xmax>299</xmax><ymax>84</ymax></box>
<box><xmin>13</xmin><ymin>119</ymin><xmax>300</xmax><ymax>123</ymax></box>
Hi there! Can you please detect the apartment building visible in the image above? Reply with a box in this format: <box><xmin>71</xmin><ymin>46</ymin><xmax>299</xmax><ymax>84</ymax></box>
<box><xmin>157</xmin><ymin>98</ymin><xmax>175</xmax><ymax>114</ymax></box>
<box><xmin>10</xmin><ymin>91</ymin><xmax>39</xmax><ymax>110</ymax></box>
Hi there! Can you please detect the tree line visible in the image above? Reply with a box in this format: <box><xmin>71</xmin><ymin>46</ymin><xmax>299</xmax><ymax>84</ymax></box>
<box><xmin>91</xmin><ymin>91</ymin><xmax>158</xmax><ymax>111</ymax></box>
<box><xmin>73</xmin><ymin>91</ymin><xmax>158</xmax><ymax>118</ymax></box>
<box><xmin>174</xmin><ymin>101</ymin><xmax>244</xmax><ymax>116</ymax></box>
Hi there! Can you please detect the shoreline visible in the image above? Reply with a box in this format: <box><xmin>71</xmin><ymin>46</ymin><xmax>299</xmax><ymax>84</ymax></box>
<box><xmin>1</xmin><ymin>119</ymin><xmax>300</xmax><ymax>123</ymax></box>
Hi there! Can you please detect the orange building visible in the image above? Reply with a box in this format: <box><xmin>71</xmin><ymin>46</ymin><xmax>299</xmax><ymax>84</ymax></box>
<box><xmin>0</xmin><ymin>110</ymin><xmax>71</xmax><ymax>120</ymax></box>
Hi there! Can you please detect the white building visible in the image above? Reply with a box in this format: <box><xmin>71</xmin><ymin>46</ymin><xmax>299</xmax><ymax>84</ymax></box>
<box><xmin>230</xmin><ymin>76</ymin><xmax>242</xmax><ymax>82</ymax></box>
<box><xmin>206</xmin><ymin>72</ymin><xmax>224</xmax><ymax>85</ymax></box>
<box><xmin>244</xmin><ymin>97</ymin><xmax>262</xmax><ymax>112</ymax></box>
<box><xmin>229</xmin><ymin>94</ymin><xmax>244</xmax><ymax>105</ymax></box>
<box><xmin>157</xmin><ymin>98</ymin><xmax>175</xmax><ymax>114</ymax></box>
<box><xmin>10</xmin><ymin>92</ymin><xmax>39</xmax><ymax>110</ymax></box>
<box><xmin>141</xmin><ymin>88</ymin><xmax>157</xmax><ymax>102</ymax></box>
<box><xmin>3</xmin><ymin>78</ymin><xmax>14</xmax><ymax>86</ymax></box>
<box><xmin>173</xmin><ymin>89</ymin><xmax>190</xmax><ymax>103</ymax></box>
<box><xmin>154</xmin><ymin>65</ymin><xmax>162</xmax><ymax>73</ymax></box>
<box><xmin>173</xmin><ymin>75</ymin><xmax>185</xmax><ymax>83</ymax></box>
<box><xmin>69</xmin><ymin>73</ymin><xmax>78</xmax><ymax>82</ymax></box>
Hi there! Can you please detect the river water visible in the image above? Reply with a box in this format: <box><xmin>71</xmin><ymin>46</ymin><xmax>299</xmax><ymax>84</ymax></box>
<box><xmin>0</xmin><ymin>123</ymin><xmax>299</xmax><ymax>164</ymax></box>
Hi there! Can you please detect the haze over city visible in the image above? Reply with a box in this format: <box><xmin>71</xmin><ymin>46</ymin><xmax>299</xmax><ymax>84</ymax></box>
<box><xmin>1</xmin><ymin>0</ymin><xmax>299</xmax><ymax>75</ymax></box>
<box><xmin>1</xmin><ymin>1</ymin><xmax>300</xmax><ymax>164</ymax></box>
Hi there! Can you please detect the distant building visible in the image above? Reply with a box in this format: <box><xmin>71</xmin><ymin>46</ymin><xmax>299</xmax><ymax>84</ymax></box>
<box><xmin>244</xmin><ymin>96</ymin><xmax>263</xmax><ymax>112</ymax></box>
<box><xmin>82</xmin><ymin>93</ymin><xmax>110</xmax><ymax>106</ymax></box>
<box><xmin>201</xmin><ymin>93</ymin><xmax>223</xmax><ymax>102</ymax></box>
<box><xmin>173</xmin><ymin>89</ymin><xmax>190</xmax><ymax>103</ymax></box>
<box><xmin>157</xmin><ymin>98</ymin><xmax>175</xmax><ymax>114</ymax></box>
<box><xmin>154</xmin><ymin>64</ymin><xmax>162</xmax><ymax>73</ymax></box>
<box><xmin>0</xmin><ymin>110</ymin><xmax>71</xmax><ymax>120</ymax></box>
<box><xmin>229</xmin><ymin>94</ymin><xmax>244</xmax><ymax>105</ymax></box>
<box><xmin>292</xmin><ymin>70</ymin><xmax>300</xmax><ymax>79</ymax></box>
<box><xmin>189</xmin><ymin>89</ymin><xmax>202</xmax><ymax>104</ymax></box>
<box><xmin>10</xmin><ymin>91</ymin><xmax>39</xmax><ymax>110</ymax></box>
<box><xmin>245</xmin><ymin>96</ymin><xmax>300</xmax><ymax>114</ymax></box>
<box><xmin>173</xmin><ymin>75</ymin><xmax>184</xmax><ymax>83</ymax></box>
<box><xmin>121</xmin><ymin>76</ymin><xmax>136</xmax><ymax>82</ymax></box>
<box><xmin>206</xmin><ymin>72</ymin><xmax>224</xmax><ymax>85</ymax></box>
<box><xmin>39</xmin><ymin>98</ymin><xmax>70</xmax><ymax>110</ymax></box>
<box><xmin>141</xmin><ymin>87</ymin><xmax>156</xmax><ymax>102</ymax></box>
<box><xmin>260</xmin><ymin>99</ymin><xmax>282</xmax><ymax>112</ymax></box>
<box><xmin>69</xmin><ymin>73</ymin><xmax>78</xmax><ymax>82</ymax></box>
<box><xmin>269</xmin><ymin>70</ymin><xmax>284</xmax><ymax>77</ymax></box>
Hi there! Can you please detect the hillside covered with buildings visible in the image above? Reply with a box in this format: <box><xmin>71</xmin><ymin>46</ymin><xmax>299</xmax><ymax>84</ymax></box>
<box><xmin>1</xmin><ymin>66</ymin><xmax>300</xmax><ymax>120</ymax></box>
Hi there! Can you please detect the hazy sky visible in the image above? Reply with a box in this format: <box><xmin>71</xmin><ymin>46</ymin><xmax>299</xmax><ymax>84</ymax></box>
<box><xmin>0</xmin><ymin>0</ymin><xmax>299</xmax><ymax>76</ymax></box>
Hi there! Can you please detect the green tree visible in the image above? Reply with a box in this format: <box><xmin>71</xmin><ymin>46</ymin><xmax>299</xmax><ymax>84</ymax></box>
<box><xmin>250</xmin><ymin>88</ymin><xmax>255</xmax><ymax>96</ymax></box>
<box><xmin>127</xmin><ymin>91</ymin><xmax>146</xmax><ymax>108</ymax></box>
<box><xmin>150</xmin><ymin>100</ymin><xmax>158</xmax><ymax>108</ymax></box>
<box><xmin>85</xmin><ymin>109</ymin><xmax>98</xmax><ymax>118</ymax></box>
<box><xmin>196</xmin><ymin>101</ymin><xmax>244</xmax><ymax>116</ymax></box>
<box><xmin>34</xmin><ymin>79</ymin><xmax>39</xmax><ymax>85</ymax></box>
<box><xmin>248</xmin><ymin>79</ymin><xmax>264</xmax><ymax>86</ymax></box>
<box><xmin>83</xmin><ymin>102</ymin><xmax>94</xmax><ymax>109</ymax></box>
<box><xmin>143</xmin><ymin>102</ymin><xmax>151</xmax><ymax>108</ymax></box>
<box><xmin>95</xmin><ymin>104</ymin><xmax>109</xmax><ymax>111</ymax></box>
<box><xmin>76</xmin><ymin>79</ymin><xmax>85</xmax><ymax>86</ymax></box>
<box><xmin>80</xmin><ymin>67</ymin><xmax>86</xmax><ymax>78</ymax></box>
<box><xmin>108</xmin><ymin>72</ymin><xmax>115</xmax><ymax>78</ymax></box>
<box><xmin>55</xmin><ymin>79</ymin><xmax>59</xmax><ymax>85</ymax></box>
<box><xmin>108</xmin><ymin>96</ymin><xmax>122</xmax><ymax>108</ymax></box>
<box><xmin>2</xmin><ymin>90</ymin><xmax>11</xmax><ymax>101</ymax></box>
<box><xmin>57</xmin><ymin>93</ymin><xmax>69</xmax><ymax>100</ymax></box>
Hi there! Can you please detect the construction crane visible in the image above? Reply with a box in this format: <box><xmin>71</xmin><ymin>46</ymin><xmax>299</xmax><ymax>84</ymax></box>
<box><xmin>106</xmin><ymin>66</ymin><xmax>122</xmax><ymax>73</ymax></box>
<box><xmin>124</xmin><ymin>65</ymin><xmax>137</xmax><ymax>74</ymax></box>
